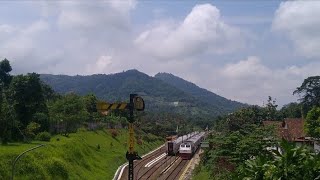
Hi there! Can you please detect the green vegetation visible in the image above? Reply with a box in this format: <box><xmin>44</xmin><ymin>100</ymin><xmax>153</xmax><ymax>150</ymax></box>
<box><xmin>155</xmin><ymin>72</ymin><xmax>246</xmax><ymax>112</ymax></box>
<box><xmin>237</xmin><ymin>141</ymin><xmax>320</xmax><ymax>180</ymax></box>
<box><xmin>293</xmin><ymin>76</ymin><xmax>320</xmax><ymax>117</ymax></box>
<box><xmin>0</xmin><ymin>59</ymin><xmax>166</xmax><ymax>179</ymax></box>
<box><xmin>193</xmin><ymin>76</ymin><xmax>320</xmax><ymax>179</ymax></box>
<box><xmin>305</xmin><ymin>107</ymin><xmax>320</xmax><ymax>138</ymax></box>
<box><xmin>40</xmin><ymin>70</ymin><xmax>246</xmax><ymax>125</ymax></box>
<box><xmin>0</xmin><ymin>129</ymin><xmax>163</xmax><ymax>179</ymax></box>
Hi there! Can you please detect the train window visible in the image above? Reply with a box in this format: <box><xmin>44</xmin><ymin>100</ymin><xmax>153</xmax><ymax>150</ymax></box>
<box><xmin>186</xmin><ymin>145</ymin><xmax>191</xmax><ymax>147</ymax></box>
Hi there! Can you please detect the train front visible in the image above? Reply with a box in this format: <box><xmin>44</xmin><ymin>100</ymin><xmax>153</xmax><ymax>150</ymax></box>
<box><xmin>179</xmin><ymin>142</ymin><xmax>192</xmax><ymax>160</ymax></box>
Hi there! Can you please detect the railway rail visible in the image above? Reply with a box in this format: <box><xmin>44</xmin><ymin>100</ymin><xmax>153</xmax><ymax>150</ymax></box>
<box><xmin>158</xmin><ymin>158</ymin><xmax>188</xmax><ymax>180</ymax></box>
<box><xmin>119</xmin><ymin>147</ymin><xmax>165</xmax><ymax>180</ymax></box>
<box><xmin>118</xmin><ymin>131</ymin><xmax>205</xmax><ymax>180</ymax></box>
<box><xmin>137</xmin><ymin>156</ymin><xmax>176</xmax><ymax>180</ymax></box>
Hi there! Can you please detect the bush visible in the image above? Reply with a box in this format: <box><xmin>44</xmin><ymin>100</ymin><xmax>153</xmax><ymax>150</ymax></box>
<box><xmin>36</xmin><ymin>131</ymin><xmax>51</xmax><ymax>141</ymax></box>
<box><xmin>25</xmin><ymin>122</ymin><xmax>41</xmax><ymax>139</ymax></box>
<box><xmin>46</xmin><ymin>158</ymin><xmax>69</xmax><ymax>179</ymax></box>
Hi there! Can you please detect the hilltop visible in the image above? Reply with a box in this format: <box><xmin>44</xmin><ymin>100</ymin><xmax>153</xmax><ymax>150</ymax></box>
<box><xmin>40</xmin><ymin>70</ymin><xmax>247</xmax><ymax>120</ymax></box>
<box><xmin>155</xmin><ymin>72</ymin><xmax>246</xmax><ymax>112</ymax></box>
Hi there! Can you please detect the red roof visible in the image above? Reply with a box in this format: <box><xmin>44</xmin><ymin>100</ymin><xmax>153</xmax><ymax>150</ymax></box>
<box><xmin>263</xmin><ymin>118</ymin><xmax>305</xmax><ymax>142</ymax></box>
<box><xmin>283</xmin><ymin>118</ymin><xmax>305</xmax><ymax>141</ymax></box>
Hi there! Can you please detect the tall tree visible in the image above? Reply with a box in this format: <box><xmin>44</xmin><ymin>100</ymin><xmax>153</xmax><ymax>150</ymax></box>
<box><xmin>265</xmin><ymin>96</ymin><xmax>280</xmax><ymax>120</ymax></box>
<box><xmin>293</xmin><ymin>76</ymin><xmax>320</xmax><ymax>115</ymax></box>
<box><xmin>0</xmin><ymin>58</ymin><xmax>12</xmax><ymax>87</ymax></box>
<box><xmin>0</xmin><ymin>59</ymin><xmax>13</xmax><ymax>144</ymax></box>
<box><xmin>8</xmin><ymin>73</ymin><xmax>48</xmax><ymax>130</ymax></box>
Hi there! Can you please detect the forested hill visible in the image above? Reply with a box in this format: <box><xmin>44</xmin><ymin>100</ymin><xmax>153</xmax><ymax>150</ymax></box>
<box><xmin>155</xmin><ymin>72</ymin><xmax>247</xmax><ymax>112</ymax></box>
<box><xmin>40</xmin><ymin>70</ymin><xmax>245</xmax><ymax>120</ymax></box>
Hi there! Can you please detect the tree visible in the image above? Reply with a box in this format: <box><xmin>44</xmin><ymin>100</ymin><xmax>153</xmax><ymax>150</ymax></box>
<box><xmin>0</xmin><ymin>58</ymin><xmax>12</xmax><ymax>87</ymax></box>
<box><xmin>226</xmin><ymin>106</ymin><xmax>266</xmax><ymax>131</ymax></box>
<box><xmin>8</xmin><ymin>73</ymin><xmax>48</xmax><ymax>131</ymax></box>
<box><xmin>293</xmin><ymin>76</ymin><xmax>320</xmax><ymax>115</ymax></box>
<box><xmin>0</xmin><ymin>95</ymin><xmax>15</xmax><ymax>144</ymax></box>
<box><xmin>265</xmin><ymin>96</ymin><xmax>280</xmax><ymax>120</ymax></box>
<box><xmin>83</xmin><ymin>94</ymin><xmax>98</xmax><ymax>122</ymax></box>
<box><xmin>305</xmin><ymin>107</ymin><xmax>320</xmax><ymax>138</ymax></box>
<box><xmin>49</xmin><ymin>93</ymin><xmax>89</xmax><ymax>135</ymax></box>
<box><xmin>280</xmin><ymin>102</ymin><xmax>302</xmax><ymax>118</ymax></box>
<box><xmin>0</xmin><ymin>59</ymin><xmax>13</xmax><ymax>144</ymax></box>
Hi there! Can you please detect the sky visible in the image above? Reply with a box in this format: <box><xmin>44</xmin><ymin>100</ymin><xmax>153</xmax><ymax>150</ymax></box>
<box><xmin>0</xmin><ymin>0</ymin><xmax>320</xmax><ymax>107</ymax></box>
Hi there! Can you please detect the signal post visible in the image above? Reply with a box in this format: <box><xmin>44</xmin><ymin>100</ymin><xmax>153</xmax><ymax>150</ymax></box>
<box><xmin>97</xmin><ymin>94</ymin><xmax>145</xmax><ymax>180</ymax></box>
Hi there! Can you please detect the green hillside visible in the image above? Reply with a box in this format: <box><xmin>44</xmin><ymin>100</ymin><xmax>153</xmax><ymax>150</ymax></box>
<box><xmin>155</xmin><ymin>72</ymin><xmax>247</xmax><ymax>112</ymax></box>
<box><xmin>40</xmin><ymin>70</ymin><xmax>245</xmax><ymax>120</ymax></box>
<box><xmin>0</xmin><ymin>129</ymin><xmax>163</xmax><ymax>179</ymax></box>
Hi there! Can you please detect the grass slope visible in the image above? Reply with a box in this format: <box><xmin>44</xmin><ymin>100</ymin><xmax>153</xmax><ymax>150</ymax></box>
<box><xmin>0</xmin><ymin>129</ymin><xmax>163</xmax><ymax>180</ymax></box>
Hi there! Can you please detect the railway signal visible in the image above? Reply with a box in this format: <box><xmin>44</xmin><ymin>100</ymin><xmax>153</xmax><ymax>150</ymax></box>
<box><xmin>96</xmin><ymin>94</ymin><xmax>144</xmax><ymax>180</ymax></box>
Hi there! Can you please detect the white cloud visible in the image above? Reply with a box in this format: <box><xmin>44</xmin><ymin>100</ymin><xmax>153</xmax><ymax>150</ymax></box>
<box><xmin>273</xmin><ymin>1</ymin><xmax>320</xmax><ymax>59</ymax></box>
<box><xmin>1</xmin><ymin>1</ymin><xmax>318</xmax><ymax>108</ymax></box>
<box><xmin>222</xmin><ymin>56</ymin><xmax>270</xmax><ymax>79</ymax></box>
<box><xmin>57</xmin><ymin>1</ymin><xmax>136</xmax><ymax>31</ymax></box>
<box><xmin>200</xmin><ymin>56</ymin><xmax>320</xmax><ymax>106</ymax></box>
<box><xmin>86</xmin><ymin>55</ymin><xmax>113</xmax><ymax>74</ymax></box>
<box><xmin>135</xmin><ymin>4</ymin><xmax>245</xmax><ymax>60</ymax></box>
<box><xmin>0</xmin><ymin>24</ymin><xmax>15</xmax><ymax>33</ymax></box>
<box><xmin>0</xmin><ymin>20</ymin><xmax>50</xmax><ymax>62</ymax></box>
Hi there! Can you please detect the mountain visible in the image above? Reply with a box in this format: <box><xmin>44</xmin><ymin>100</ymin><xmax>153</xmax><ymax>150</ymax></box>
<box><xmin>40</xmin><ymin>70</ymin><xmax>245</xmax><ymax>120</ymax></box>
<box><xmin>155</xmin><ymin>72</ymin><xmax>247</xmax><ymax>112</ymax></box>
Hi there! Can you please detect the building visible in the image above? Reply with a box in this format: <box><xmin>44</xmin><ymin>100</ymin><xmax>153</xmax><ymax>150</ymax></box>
<box><xmin>263</xmin><ymin>118</ymin><xmax>319</xmax><ymax>153</ymax></box>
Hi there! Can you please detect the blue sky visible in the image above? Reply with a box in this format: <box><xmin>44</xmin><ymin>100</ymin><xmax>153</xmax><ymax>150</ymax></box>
<box><xmin>0</xmin><ymin>0</ymin><xmax>320</xmax><ymax>106</ymax></box>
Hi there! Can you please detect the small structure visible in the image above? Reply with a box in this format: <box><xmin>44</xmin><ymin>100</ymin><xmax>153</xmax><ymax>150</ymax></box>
<box><xmin>263</xmin><ymin>118</ymin><xmax>319</xmax><ymax>152</ymax></box>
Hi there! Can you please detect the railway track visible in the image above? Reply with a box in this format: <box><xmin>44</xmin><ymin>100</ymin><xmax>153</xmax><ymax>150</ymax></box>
<box><xmin>164</xmin><ymin>159</ymin><xmax>188</xmax><ymax>180</ymax></box>
<box><xmin>134</xmin><ymin>147</ymin><xmax>166</xmax><ymax>179</ymax></box>
<box><xmin>137</xmin><ymin>156</ymin><xmax>176</xmax><ymax>180</ymax></box>
<box><xmin>119</xmin><ymin>146</ymin><xmax>165</xmax><ymax>180</ymax></box>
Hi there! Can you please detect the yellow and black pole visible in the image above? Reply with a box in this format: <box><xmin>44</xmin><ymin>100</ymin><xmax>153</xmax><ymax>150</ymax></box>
<box><xmin>126</xmin><ymin>94</ymin><xmax>143</xmax><ymax>180</ymax></box>
<box><xmin>96</xmin><ymin>94</ymin><xmax>144</xmax><ymax>180</ymax></box>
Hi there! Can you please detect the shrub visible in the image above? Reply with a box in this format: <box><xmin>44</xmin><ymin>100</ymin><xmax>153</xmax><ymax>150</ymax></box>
<box><xmin>36</xmin><ymin>131</ymin><xmax>51</xmax><ymax>141</ymax></box>
<box><xmin>46</xmin><ymin>158</ymin><xmax>69</xmax><ymax>179</ymax></box>
<box><xmin>25</xmin><ymin>122</ymin><xmax>41</xmax><ymax>139</ymax></box>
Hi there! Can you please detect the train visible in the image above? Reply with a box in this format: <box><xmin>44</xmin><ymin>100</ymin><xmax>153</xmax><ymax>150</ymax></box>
<box><xmin>166</xmin><ymin>132</ymin><xmax>198</xmax><ymax>156</ymax></box>
<box><xmin>179</xmin><ymin>132</ymin><xmax>205</xmax><ymax>160</ymax></box>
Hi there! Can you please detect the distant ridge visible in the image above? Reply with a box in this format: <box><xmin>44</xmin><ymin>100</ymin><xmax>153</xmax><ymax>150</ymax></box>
<box><xmin>155</xmin><ymin>72</ymin><xmax>247</xmax><ymax>112</ymax></box>
<box><xmin>41</xmin><ymin>69</ymin><xmax>247</xmax><ymax>120</ymax></box>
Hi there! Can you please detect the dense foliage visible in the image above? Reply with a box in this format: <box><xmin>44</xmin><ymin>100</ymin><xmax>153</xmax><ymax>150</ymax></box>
<box><xmin>198</xmin><ymin>105</ymin><xmax>279</xmax><ymax>179</ymax></box>
<box><xmin>305</xmin><ymin>107</ymin><xmax>320</xmax><ymax>138</ymax></box>
<box><xmin>238</xmin><ymin>141</ymin><xmax>320</xmax><ymax>180</ymax></box>
<box><xmin>294</xmin><ymin>76</ymin><xmax>320</xmax><ymax>117</ymax></box>
<box><xmin>195</xmin><ymin>76</ymin><xmax>320</xmax><ymax>179</ymax></box>
<box><xmin>0</xmin><ymin>59</ymin><xmax>198</xmax><ymax>145</ymax></box>
<box><xmin>40</xmin><ymin>70</ymin><xmax>246</xmax><ymax>123</ymax></box>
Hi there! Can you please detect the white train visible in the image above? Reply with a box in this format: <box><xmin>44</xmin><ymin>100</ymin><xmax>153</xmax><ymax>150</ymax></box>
<box><xmin>166</xmin><ymin>132</ymin><xmax>198</xmax><ymax>156</ymax></box>
<box><xmin>179</xmin><ymin>132</ymin><xmax>205</xmax><ymax>160</ymax></box>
